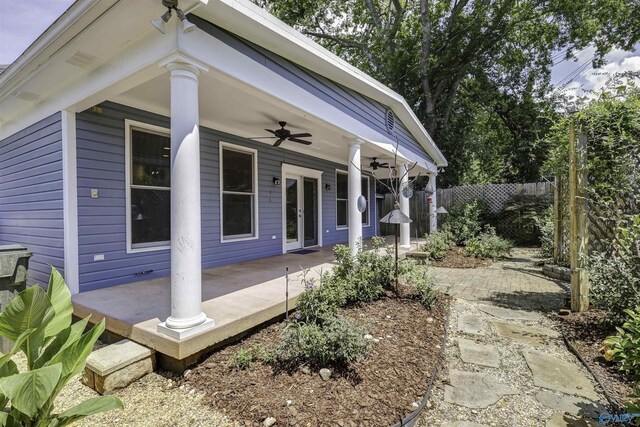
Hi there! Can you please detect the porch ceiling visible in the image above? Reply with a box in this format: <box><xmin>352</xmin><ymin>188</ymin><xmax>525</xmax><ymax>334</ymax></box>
<box><xmin>112</xmin><ymin>72</ymin><xmax>402</xmax><ymax>171</ymax></box>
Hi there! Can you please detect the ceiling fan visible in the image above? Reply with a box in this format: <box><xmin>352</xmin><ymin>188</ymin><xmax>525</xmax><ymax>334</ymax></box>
<box><xmin>250</xmin><ymin>122</ymin><xmax>312</xmax><ymax>147</ymax></box>
<box><xmin>369</xmin><ymin>157</ymin><xmax>390</xmax><ymax>170</ymax></box>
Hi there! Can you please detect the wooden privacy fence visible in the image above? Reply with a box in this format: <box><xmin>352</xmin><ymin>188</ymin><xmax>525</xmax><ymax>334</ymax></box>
<box><xmin>378</xmin><ymin>182</ymin><xmax>553</xmax><ymax>239</ymax></box>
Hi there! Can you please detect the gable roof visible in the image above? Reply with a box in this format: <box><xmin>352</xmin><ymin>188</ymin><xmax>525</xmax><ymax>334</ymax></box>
<box><xmin>0</xmin><ymin>0</ymin><xmax>446</xmax><ymax>167</ymax></box>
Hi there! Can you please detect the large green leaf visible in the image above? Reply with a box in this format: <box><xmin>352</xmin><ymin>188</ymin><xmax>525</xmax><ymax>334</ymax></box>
<box><xmin>0</xmin><ymin>328</ymin><xmax>35</xmax><ymax>369</ymax></box>
<box><xmin>0</xmin><ymin>363</ymin><xmax>62</xmax><ymax>418</ymax></box>
<box><xmin>46</xmin><ymin>319</ymin><xmax>105</xmax><ymax>405</ymax></box>
<box><xmin>0</xmin><ymin>286</ymin><xmax>54</xmax><ymax>367</ymax></box>
<box><xmin>49</xmin><ymin>396</ymin><xmax>123</xmax><ymax>427</ymax></box>
<box><xmin>0</xmin><ymin>412</ymin><xmax>19</xmax><ymax>427</ymax></box>
<box><xmin>33</xmin><ymin>317</ymin><xmax>89</xmax><ymax>370</ymax></box>
<box><xmin>44</xmin><ymin>267</ymin><xmax>73</xmax><ymax>339</ymax></box>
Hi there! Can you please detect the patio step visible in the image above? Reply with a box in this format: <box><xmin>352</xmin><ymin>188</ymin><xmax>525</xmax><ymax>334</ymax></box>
<box><xmin>82</xmin><ymin>339</ymin><xmax>156</xmax><ymax>394</ymax></box>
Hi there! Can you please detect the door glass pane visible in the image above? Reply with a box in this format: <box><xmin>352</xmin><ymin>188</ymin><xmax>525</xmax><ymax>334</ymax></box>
<box><xmin>304</xmin><ymin>178</ymin><xmax>317</xmax><ymax>245</ymax></box>
<box><xmin>223</xmin><ymin>149</ymin><xmax>253</xmax><ymax>192</ymax></box>
<box><xmin>131</xmin><ymin>189</ymin><xmax>170</xmax><ymax>245</ymax></box>
<box><xmin>131</xmin><ymin>130</ymin><xmax>170</xmax><ymax>187</ymax></box>
<box><xmin>286</xmin><ymin>178</ymin><xmax>298</xmax><ymax>243</ymax></box>
<box><xmin>223</xmin><ymin>194</ymin><xmax>253</xmax><ymax>237</ymax></box>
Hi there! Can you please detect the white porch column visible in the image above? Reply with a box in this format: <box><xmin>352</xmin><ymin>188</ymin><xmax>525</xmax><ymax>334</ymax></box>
<box><xmin>347</xmin><ymin>139</ymin><xmax>363</xmax><ymax>255</ymax></box>
<box><xmin>399</xmin><ymin>162</ymin><xmax>411</xmax><ymax>249</ymax></box>
<box><xmin>429</xmin><ymin>174</ymin><xmax>438</xmax><ymax>233</ymax></box>
<box><xmin>158</xmin><ymin>58</ymin><xmax>214</xmax><ymax>339</ymax></box>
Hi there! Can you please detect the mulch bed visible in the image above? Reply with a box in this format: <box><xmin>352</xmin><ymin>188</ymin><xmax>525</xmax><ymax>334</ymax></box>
<box><xmin>183</xmin><ymin>296</ymin><xmax>449</xmax><ymax>426</ymax></box>
<box><xmin>552</xmin><ymin>310</ymin><xmax>635</xmax><ymax>408</ymax></box>
<box><xmin>430</xmin><ymin>247</ymin><xmax>490</xmax><ymax>268</ymax></box>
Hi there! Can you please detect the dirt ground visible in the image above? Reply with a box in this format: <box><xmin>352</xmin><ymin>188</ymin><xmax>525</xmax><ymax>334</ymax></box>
<box><xmin>430</xmin><ymin>247</ymin><xmax>491</xmax><ymax>268</ymax></box>
<box><xmin>183</xmin><ymin>296</ymin><xmax>449</xmax><ymax>427</ymax></box>
<box><xmin>553</xmin><ymin>310</ymin><xmax>636</xmax><ymax>408</ymax></box>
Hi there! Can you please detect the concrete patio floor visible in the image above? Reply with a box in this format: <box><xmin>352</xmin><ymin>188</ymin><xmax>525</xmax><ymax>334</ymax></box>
<box><xmin>72</xmin><ymin>237</ymin><xmax>420</xmax><ymax>362</ymax></box>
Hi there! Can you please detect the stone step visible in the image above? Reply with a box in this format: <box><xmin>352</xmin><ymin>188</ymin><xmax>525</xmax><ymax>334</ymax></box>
<box><xmin>83</xmin><ymin>339</ymin><xmax>156</xmax><ymax>394</ymax></box>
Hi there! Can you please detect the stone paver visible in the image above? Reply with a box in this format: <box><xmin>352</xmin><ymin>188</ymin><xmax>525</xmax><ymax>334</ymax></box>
<box><xmin>524</xmin><ymin>350</ymin><xmax>599</xmax><ymax>400</ymax></box>
<box><xmin>458</xmin><ymin>338</ymin><xmax>500</xmax><ymax>368</ymax></box>
<box><xmin>535</xmin><ymin>391</ymin><xmax>604</xmax><ymax>418</ymax></box>
<box><xmin>492</xmin><ymin>321</ymin><xmax>560</xmax><ymax>347</ymax></box>
<box><xmin>416</xmin><ymin>249</ymin><xmax>606</xmax><ymax>427</ymax></box>
<box><xmin>444</xmin><ymin>371</ymin><xmax>516</xmax><ymax>408</ymax></box>
<box><xmin>477</xmin><ymin>304</ymin><xmax>542</xmax><ymax>321</ymax></box>
<box><xmin>458</xmin><ymin>315</ymin><xmax>486</xmax><ymax>336</ymax></box>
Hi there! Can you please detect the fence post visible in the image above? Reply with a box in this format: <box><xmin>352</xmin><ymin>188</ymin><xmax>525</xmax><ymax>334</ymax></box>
<box><xmin>569</xmin><ymin>125</ymin><xmax>589</xmax><ymax>312</ymax></box>
<box><xmin>553</xmin><ymin>175</ymin><xmax>563</xmax><ymax>263</ymax></box>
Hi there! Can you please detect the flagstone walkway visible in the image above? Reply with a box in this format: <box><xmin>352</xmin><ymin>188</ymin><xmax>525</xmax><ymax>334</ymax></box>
<box><xmin>417</xmin><ymin>250</ymin><xmax>607</xmax><ymax>427</ymax></box>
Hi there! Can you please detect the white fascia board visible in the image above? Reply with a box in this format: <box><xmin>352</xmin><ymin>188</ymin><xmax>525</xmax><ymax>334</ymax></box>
<box><xmin>194</xmin><ymin>0</ymin><xmax>447</xmax><ymax>166</ymax></box>
<box><xmin>0</xmin><ymin>33</ymin><xmax>175</xmax><ymax>142</ymax></box>
<box><xmin>180</xmin><ymin>30</ymin><xmax>432</xmax><ymax>169</ymax></box>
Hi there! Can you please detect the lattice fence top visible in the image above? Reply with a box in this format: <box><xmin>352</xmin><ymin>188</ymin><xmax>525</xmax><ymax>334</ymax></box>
<box><xmin>437</xmin><ymin>182</ymin><xmax>553</xmax><ymax>214</ymax></box>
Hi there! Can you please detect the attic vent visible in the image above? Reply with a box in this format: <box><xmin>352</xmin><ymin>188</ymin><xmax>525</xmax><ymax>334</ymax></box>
<box><xmin>66</xmin><ymin>51</ymin><xmax>98</xmax><ymax>69</ymax></box>
<box><xmin>385</xmin><ymin>109</ymin><xmax>395</xmax><ymax>133</ymax></box>
<box><xmin>14</xmin><ymin>91</ymin><xmax>40</xmax><ymax>102</ymax></box>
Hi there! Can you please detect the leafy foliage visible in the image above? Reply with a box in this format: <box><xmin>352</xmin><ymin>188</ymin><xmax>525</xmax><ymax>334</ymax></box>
<box><xmin>0</xmin><ymin>267</ymin><xmax>122</xmax><ymax>426</ymax></box>
<box><xmin>534</xmin><ymin>205</ymin><xmax>555</xmax><ymax>258</ymax></box>
<box><xmin>274</xmin><ymin>317</ymin><xmax>371</xmax><ymax>368</ymax></box>
<box><xmin>491</xmin><ymin>193</ymin><xmax>553</xmax><ymax>246</ymax></box>
<box><xmin>420</xmin><ymin>230</ymin><xmax>454</xmax><ymax>260</ymax></box>
<box><xmin>588</xmin><ymin>253</ymin><xmax>640</xmax><ymax>321</ymax></box>
<box><xmin>465</xmin><ymin>228</ymin><xmax>513</xmax><ymax>259</ymax></box>
<box><xmin>442</xmin><ymin>199</ymin><xmax>487</xmax><ymax>245</ymax></box>
<box><xmin>253</xmin><ymin>0</ymin><xmax>639</xmax><ymax>185</ymax></box>
<box><xmin>603</xmin><ymin>308</ymin><xmax>640</xmax><ymax>387</ymax></box>
<box><xmin>230</xmin><ymin>345</ymin><xmax>266</xmax><ymax>370</ymax></box>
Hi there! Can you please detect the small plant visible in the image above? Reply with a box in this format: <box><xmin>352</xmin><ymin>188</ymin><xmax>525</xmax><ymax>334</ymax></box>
<box><xmin>602</xmin><ymin>307</ymin><xmax>640</xmax><ymax>382</ymax></box>
<box><xmin>534</xmin><ymin>205</ymin><xmax>555</xmax><ymax>258</ymax></box>
<box><xmin>465</xmin><ymin>227</ymin><xmax>513</xmax><ymax>259</ymax></box>
<box><xmin>0</xmin><ymin>267</ymin><xmax>122</xmax><ymax>425</ymax></box>
<box><xmin>274</xmin><ymin>316</ymin><xmax>371</xmax><ymax>368</ymax></box>
<box><xmin>421</xmin><ymin>230</ymin><xmax>454</xmax><ymax>260</ymax></box>
<box><xmin>405</xmin><ymin>269</ymin><xmax>438</xmax><ymax>308</ymax></box>
<box><xmin>230</xmin><ymin>345</ymin><xmax>265</xmax><ymax>370</ymax></box>
<box><xmin>589</xmin><ymin>253</ymin><xmax>640</xmax><ymax>321</ymax></box>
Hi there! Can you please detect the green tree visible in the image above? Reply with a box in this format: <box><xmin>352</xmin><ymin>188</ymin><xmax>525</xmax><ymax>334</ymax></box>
<box><xmin>253</xmin><ymin>0</ymin><xmax>639</xmax><ymax>185</ymax></box>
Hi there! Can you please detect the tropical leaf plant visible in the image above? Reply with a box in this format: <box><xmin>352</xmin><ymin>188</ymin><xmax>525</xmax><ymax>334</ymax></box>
<box><xmin>0</xmin><ymin>267</ymin><xmax>123</xmax><ymax>426</ymax></box>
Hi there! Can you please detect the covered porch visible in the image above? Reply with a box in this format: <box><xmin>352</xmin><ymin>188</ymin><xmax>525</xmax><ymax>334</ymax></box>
<box><xmin>71</xmin><ymin>238</ymin><xmax>421</xmax><ymax>362</ymax></box>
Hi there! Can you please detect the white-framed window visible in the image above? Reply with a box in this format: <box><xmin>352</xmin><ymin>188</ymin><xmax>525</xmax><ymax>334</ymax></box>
<box><xmin>125</xmin><ymin>119</ymin><xmax>171</xmax><ymax>253</ymax></box>
<box><xmin>336</xmin><ymin>171</ymin><xmax>370</xmax><ymax>229</ymax></box>
<box><xmin>220</xmin><ymin>142</ymin><xmax>259</xmax><ymax>242</ymax></box>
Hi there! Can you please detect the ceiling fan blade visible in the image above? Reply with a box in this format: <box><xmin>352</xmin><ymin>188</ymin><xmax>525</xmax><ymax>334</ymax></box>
<box><xmin>288</xmin><ymin>132</ymin><xmax>312</xmax><ymax>138</ymax></box>
<box><xmin>379</xmin><ymin>162</ymin><xmax>390</xmax><ymax>167</ymax></box>
<box><xmin>248</xmin><ymin>136</ymin><xmax>277</xmax><ymax>139</ymax></box>
<box><xmin>265</xmin><ymin>129</ymin><xmax>277</xmax><ymax>135</ymax></box>
<box><xmin>273</xmin><ymin>138</ymin><xmax>286</xmax><ymax>147</ymax></box>
<box><xmin>288</xmin><ymin>138</ymin><xmax>312</xmax><ymax>145</ymax></box>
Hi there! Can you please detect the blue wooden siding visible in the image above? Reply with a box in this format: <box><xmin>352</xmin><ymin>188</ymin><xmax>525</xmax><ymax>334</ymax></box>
<box><xmin>76</xmin><ymin>102</ymin><xmax>375</xmax><ymax>291</ymax></box>
<box><xmin>0</xmin><ymin>113</ymin><xmax>64</xmax><ymax>285</ymax></box>
<box><xmin>189</xmin><ymin>15</ymin><xmax>433</xmax><ymax>164</ymax></box>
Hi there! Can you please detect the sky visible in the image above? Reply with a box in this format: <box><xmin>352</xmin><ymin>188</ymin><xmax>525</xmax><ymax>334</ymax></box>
<box><xmin>0</xmin><ymin>0</ymin><xmax>639</xmax><ymax>95</ymax></box>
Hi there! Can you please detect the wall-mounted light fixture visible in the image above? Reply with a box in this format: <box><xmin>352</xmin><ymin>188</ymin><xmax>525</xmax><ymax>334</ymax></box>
<box><xmin>325</xmin><ymin>184</ymin><xmax>331</xmax><ymax>191</ymax></box>
<box><xmin>273</xmin><ymin>177</ymin><xmax>281</xmax><ymax>186</ymax></box>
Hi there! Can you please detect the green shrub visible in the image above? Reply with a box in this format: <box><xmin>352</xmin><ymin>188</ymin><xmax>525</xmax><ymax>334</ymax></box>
<box><xmin>603</xmin><ymin>308</ymin><xmax>640</xmax><ymax>382</ymax></box>
<box><xmin>588</xmin><ymin>253</ymin><xmax>640</xmax><ymax>320</ymax></box>
<box><xmin>274</xmin><ymin>316</ymin><xmax>371</xmax><ymax>368</ymax></box>
<box><xmin>0</xmin><ymin>267</ymin><xmax>122</xmax><ymax>426</ymax></box>
<box><xmin>465</xmin><ymin>228</ymin><xmax>513</xmax><ymax>258</ymax></box>
<box><xmin>404</xmin><ymin>268</ymin><xmax>438</xmax><ymax>308</ymax></box>
<box><xmin>534</xmin><ymin>205</ymin><xmax>555</xmax><ymax>258</ymax></box>
<box><xmin>421</xmin><ymin>230</ymin><xmax>454</xmax><ymax>260</ymax></box>
<box><xmin>443</xmin><ymin>199</ymin><xmax>486</xmax><ymax>245</ymax></box>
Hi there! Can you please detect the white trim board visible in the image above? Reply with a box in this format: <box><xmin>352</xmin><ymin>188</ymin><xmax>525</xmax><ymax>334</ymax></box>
<box><xmin>61</xmin><ymin>110</ymin><xmax>79</xmax><ymax>294</ymax></box>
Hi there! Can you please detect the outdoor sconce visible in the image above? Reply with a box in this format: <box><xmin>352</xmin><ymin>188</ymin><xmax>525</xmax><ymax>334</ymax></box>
<box><xmin>325</xmin><ymin>184</ymin><xmax>331</xmax><ymax>191</ymax></box>
<box><xmin>273</xmin><ymin>177</ymin><xmax>281</xmax><ymax>186</ymax></box>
